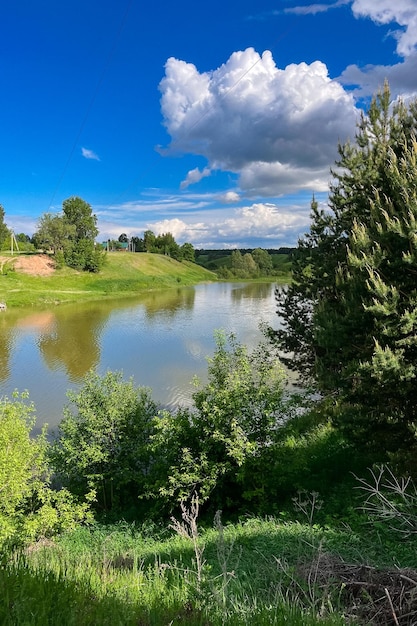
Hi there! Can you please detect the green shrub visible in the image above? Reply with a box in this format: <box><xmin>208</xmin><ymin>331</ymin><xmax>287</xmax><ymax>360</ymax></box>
<box><xmin>54</xmin><ymin>250</ymin><xmax>65</xmax><ymax>269</ymax></box>
<box><xmin>0</xmin><ymin>393</ymin><xmax>92</xmax><ymax>547</ymax></box>
<box><xmin>148</xmin><ymin>332</ymin><xmax>289</xmax><ymax>513</ymax></box>
<box><xmin>64</xmin><ymin>239</ymin><xmax>106</xmax><ymax>272</ymax></box>
<box><xmin>50</xmin><ymin>371</ymin><xmax>159</xmax><ymax>513</ymax></box>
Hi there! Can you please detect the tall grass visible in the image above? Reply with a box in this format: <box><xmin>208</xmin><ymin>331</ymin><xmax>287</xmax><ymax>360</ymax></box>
<box><xmin>4</xmin><ymin>511</ymin><xmax>417</xmax><ymax>625</ymax></box>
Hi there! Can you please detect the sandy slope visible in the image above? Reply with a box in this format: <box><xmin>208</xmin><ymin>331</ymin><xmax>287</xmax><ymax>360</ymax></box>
<box><xmin>0</xmin><ymin>254</ymin><xmax>55</xmax><ymax>276</ymax></box>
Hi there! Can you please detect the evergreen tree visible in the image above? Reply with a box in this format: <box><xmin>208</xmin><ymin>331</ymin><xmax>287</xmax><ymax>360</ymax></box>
<box><xmin>273</xmin><ymin>84</ymin><xmax>417</xmax><ymax>452</ymax></box>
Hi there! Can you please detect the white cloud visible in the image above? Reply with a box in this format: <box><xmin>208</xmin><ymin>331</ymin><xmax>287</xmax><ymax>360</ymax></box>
<box><xmin>81</xmin><ymin>147</ymin><xmax>100</xmax><ymax>161</ymax></box>
<box><xmin>149</xmin><ymin>217</ymin><xmax>207</xmax><ymax>241</ymax></box>
<box><xmin>159</xmin><ymin>48</ymin><xmax>357</xmax><ymax>198</ymax></box>
<box><xmin>7</xmin><ymin>216</ymin><xmax>38</xmax><ymax>237</ymax></box>
<box><xmin>180</xmin><ymin>166</ymin><xmax>211</xmax><ymax>189</ymax></box>
<box><xmin>217</xmin><ymin>191</ymin><xmax>240</xmax><ymax>203</ymax></box>
<box><xmin>338</xmin><ymin>52</ymin><xmax>417</xmax><ymax>98</ymax></box>
<box><xmin>240</xmin><ymin>161</ymin><xmax>330</xmax><ymax>196</ymax></box>
<box><xmin>149</xmin><ymin>203</ymin><xmax>310</xmax><ymax>248</ymax></box>
<box><xmin>351</xmin><ymin>0</ymin><xmax>417</xmax><ymax>57</ymax></box>
<box><xmin>284</xmin><ymin>0</ymin><xmax>349</xmax><ymax>16</ymax></box>
<box><xmin>96</xmin><ymin>195</ymin><xmax>313</xmax><ymax>248</ymax></box>
<box><xmin>219</xmin><ymin>203</ymin><xmax>310</xmax><ymax>243</ymax></box>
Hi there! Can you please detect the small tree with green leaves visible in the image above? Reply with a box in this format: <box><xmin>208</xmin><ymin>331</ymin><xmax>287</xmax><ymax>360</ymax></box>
<box><xmin>62</xmin><ymin>196</ymin><xmax>98</xmax><ymax>241</ymax></box>
<box><xmin>154</xmin><ymin>232</ymin><xmax>181</xmax><ymax>259</ymax></box>
<box><xmin>252</xmin><ymin>248</ymin><xmax>273</xmax><ymax>276</ymax></box>
<box><xmin>143</xmin><ymin>229</ymin><xmax>156</xmax><ymax>252</ymax></box>
<box><xmin>51</xmin><ymin>371</ymin><xmax>159</xmax><ymax>512</ymax></box>
<box><xmin>34</xmin><ymin>212</ymin><xmax>76</xmax><ymax>254</ymax></box>
<box><xmin>61</xmin><ymin>196</ymin><xmax>105</xmax><ymax>271</ymax></box>
<box><xmin>181</xmin><ymin>242</ymin><xmax>195</xmax><ymax>262</ymax></box>
<box><xmin>64</xmin><ymin>238</ymin><xmax>106</xmax><ymax>272</ymax></box>
<box><xmin>149</xmin><ymin>332</ymin><xmax>287</xmax><ymax>511</ymax></box>
<box><xmin>230</xmin><ymin>250</ymin><xmax>245</xmax><ymax>276</ymax></box>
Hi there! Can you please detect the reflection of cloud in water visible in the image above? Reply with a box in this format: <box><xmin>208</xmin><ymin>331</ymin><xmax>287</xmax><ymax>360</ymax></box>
<box><xmin>184</xmin><ymin>338</ymin><xmax>206</xmax><ymax>360</ymax></box>
<box><xmin>0</xmin><ymin>310</ymin><xmax>56</xmax><ymax>381</ymax></box>
<box><xmin>0</xmin><ymin>312</ymin><xmax>24</xmax><ymax>382</ymax></box>
<box><xmin>164</xmin><ymin>385</ymin><xmax>194</xmax><ymax>409</ymax></box>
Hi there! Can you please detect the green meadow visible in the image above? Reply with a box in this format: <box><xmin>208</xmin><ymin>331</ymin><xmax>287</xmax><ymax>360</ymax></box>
<box><xmin>0</xmin><ymin>252</ymin><xmax>216</xmax><ymax>307</ymax></box>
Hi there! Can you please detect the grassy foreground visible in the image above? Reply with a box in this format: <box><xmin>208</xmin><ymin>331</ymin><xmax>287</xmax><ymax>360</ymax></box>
<box><xmin>0</xmin><ymin>252</ymin><xmax>216</xmax><ymax>307</ymax></box>
<box><xmin>2</xmin><ymin>513</ymin><xmax>417</xmax><ymax>625</ymax></box>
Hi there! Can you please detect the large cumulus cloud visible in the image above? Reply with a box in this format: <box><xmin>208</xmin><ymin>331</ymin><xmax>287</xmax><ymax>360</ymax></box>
<box><xmin>159</xmin><ymin>48</ymin><xmax>357</xmax><ymax>196</ymax></box>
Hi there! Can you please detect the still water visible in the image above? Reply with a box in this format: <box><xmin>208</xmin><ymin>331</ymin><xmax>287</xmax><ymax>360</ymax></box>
<box><xmin>0</xmin><ymin>282</ymin><xmax>281</xmax><ymax>430</ymax></box>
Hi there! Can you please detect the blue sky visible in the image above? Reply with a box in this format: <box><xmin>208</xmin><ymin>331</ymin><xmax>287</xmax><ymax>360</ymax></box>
<box><xmin>2</xmin><ymin>0</ymin><xmax>417</xmax><ymax>248</ymax></box>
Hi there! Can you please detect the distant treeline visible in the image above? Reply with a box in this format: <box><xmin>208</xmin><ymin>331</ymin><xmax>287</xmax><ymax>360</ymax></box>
<box><xmin>107</xmin><ymin>233</ymin><xmax>295</xmax><ymax>278</ymax></box>
<box><xmin>195</xmin><ymin>247</ymin><xmax>295</xmax><ymax>278</ymax></box>
<box><xmin>196</xmin><ymin>247</ymin><xmax>295</xmax><ymax>259</ymax></box>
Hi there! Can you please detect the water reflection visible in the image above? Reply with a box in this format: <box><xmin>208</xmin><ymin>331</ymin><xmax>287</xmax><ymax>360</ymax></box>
<box><xmin>140</xmin><ymin>287</ymin><xmax>195</xmax><ymax>320</ymax></box>
<box><xmin>0</xmin><ymin>317</ymin><xmax>15</xmax><ymax>382</ymax></box>
<box><xmin>38</xmin><ymin>305</ymin><xmax>109</xmax><ymax>381</ymax></box>
<box><xmin>0</xmin><ymin>283</ymin><xmax>279</xmax><ymax>427</ymax></box>
<box><xmin>230</xmin><ymin>282</ymin><xmax>273</xmax><ymax>301</ymax></box>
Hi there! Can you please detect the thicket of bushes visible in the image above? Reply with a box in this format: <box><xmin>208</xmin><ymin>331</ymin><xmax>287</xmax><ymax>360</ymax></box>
<box><xmin>0</xmin><ymin>332</ymin><xmax>371</xmax><ymax>548</ymax></box>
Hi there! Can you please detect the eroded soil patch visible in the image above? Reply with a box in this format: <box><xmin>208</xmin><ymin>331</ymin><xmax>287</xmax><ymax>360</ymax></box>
<box><xmin>0</xmin><ymin>254</ymin><xmax>55</xmax><ymax>276</ymax></box>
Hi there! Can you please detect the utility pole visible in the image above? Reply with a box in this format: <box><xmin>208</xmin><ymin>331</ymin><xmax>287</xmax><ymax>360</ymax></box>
<box><xmin>10</xmin><ymin>230</ymin><xmax>19</xmax><ymax>256</ymax></box>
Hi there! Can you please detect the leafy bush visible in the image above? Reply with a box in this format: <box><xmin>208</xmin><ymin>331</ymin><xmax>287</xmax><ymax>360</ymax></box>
<box><xmin>148</xmin><ymin>332</ymin><xmax>289</xmax><ymax>512</ymax></box>
<box><xmin>54</xmin><ymin>249</ymin><xmax>65</xmax><ymax>269</ymax></box>
<box><xmin>50</xmin><ymin>371</ymin><xmax>159</xmax><ymax>513</ymax></box>
<box><xmin>64</xmin><ymin>239</ymin><xmax>106</xmax><ymax>272</ymax></box>
<box><xmin>0</xmin><ymin>393</ymin><xmax>92</xmax><ymax>547</ymax></box>
<box><xmin>50</xmin><ymin>341</ymin><xmax>364</xmax><ymax>522</ymax></box>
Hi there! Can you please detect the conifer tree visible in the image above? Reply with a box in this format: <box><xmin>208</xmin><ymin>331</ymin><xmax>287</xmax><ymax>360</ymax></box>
<box><xmin>273</xmin><ymin>84</ymin><xmax>417</xmax><ymax>452</ymax></box>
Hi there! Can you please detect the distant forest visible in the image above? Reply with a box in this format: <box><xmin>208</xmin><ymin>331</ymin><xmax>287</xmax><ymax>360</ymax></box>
<box><xmin>195</xmin><ymin>247</ymin><xmax>295</xmax><ymax>278</ymax></box>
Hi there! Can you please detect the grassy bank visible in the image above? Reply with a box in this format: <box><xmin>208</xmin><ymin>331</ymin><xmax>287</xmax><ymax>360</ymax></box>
<box><xmin>0</xmin><ymin>252</ymin><xmax>217</xmax><ymax>307</ymax></box>
<box><xmin>2</xmin><ymin>513</ymin><xmax>416</xmax><ymax>625</ymax></box>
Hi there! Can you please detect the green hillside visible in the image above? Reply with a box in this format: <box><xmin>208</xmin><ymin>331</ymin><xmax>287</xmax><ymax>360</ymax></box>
<box><xmin>0</xmin><ymin>252</ymin><xmax>216</xmax><ymax>307</ymax></box>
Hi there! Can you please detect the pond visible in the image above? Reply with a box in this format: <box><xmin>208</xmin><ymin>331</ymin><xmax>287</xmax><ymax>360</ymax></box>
<box><xmin>0</xmin><ymin>282</ymin><xmax>283</xmax><ymax>431</ymax></box>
